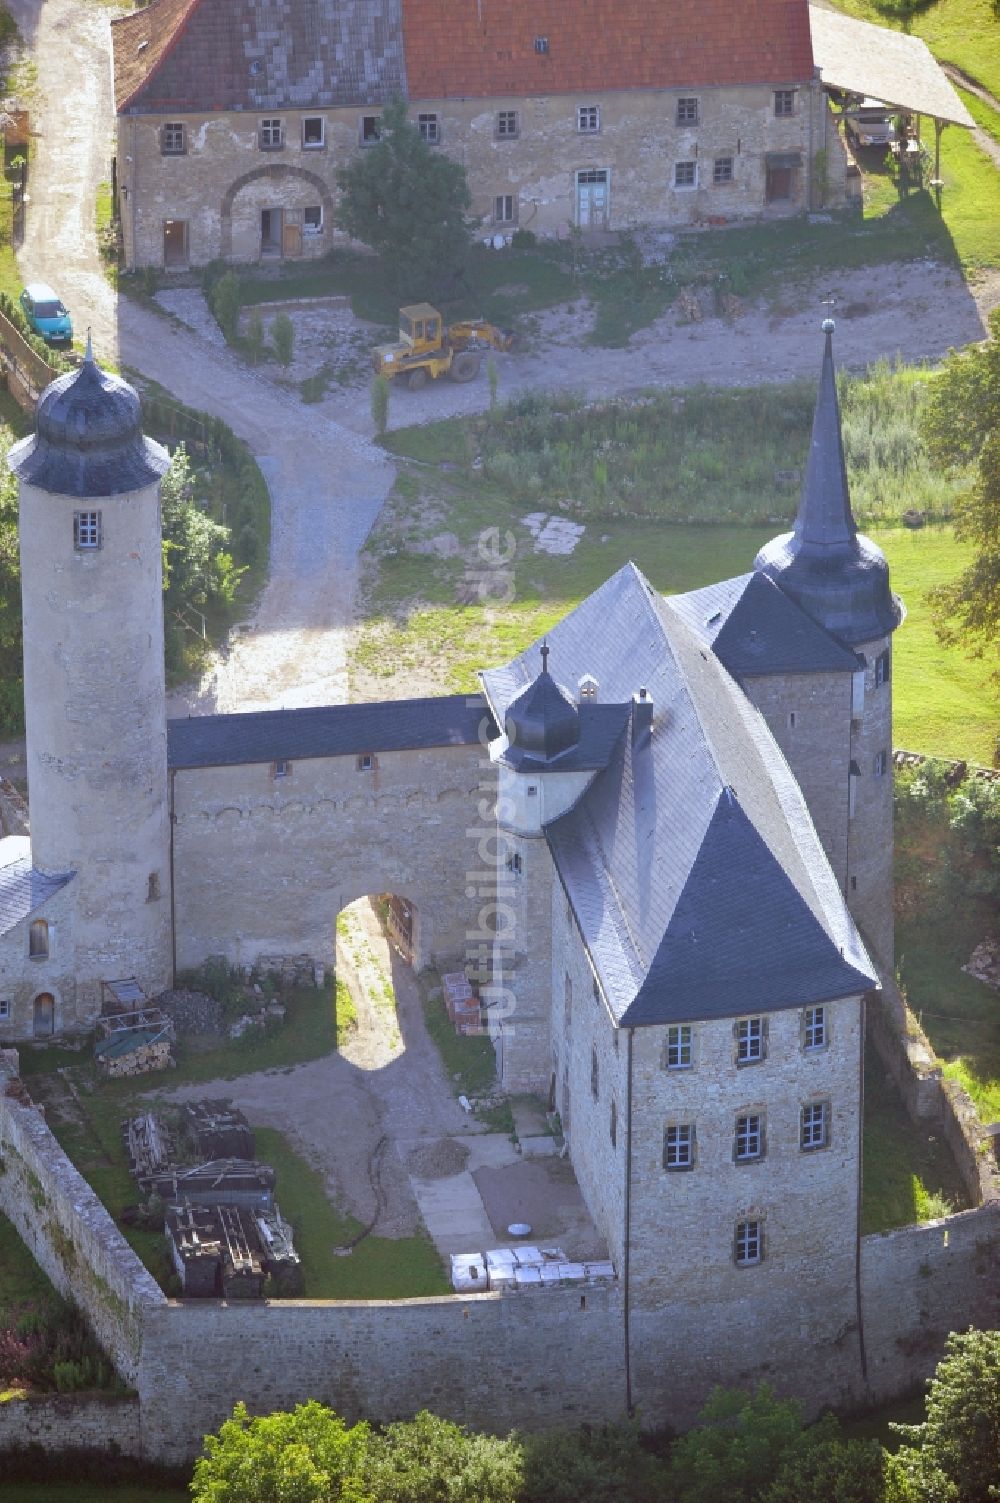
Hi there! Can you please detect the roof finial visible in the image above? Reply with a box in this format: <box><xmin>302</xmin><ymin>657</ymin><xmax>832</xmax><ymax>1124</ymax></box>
<box><xmin>84</xmin><ymin>327</ymin><xmax>94</xmax><ymax>364</ymax></box>
<box><xmin>540</xmin><ymin>639</ymin><xmax>550</xmax><ymax>674</ymax></box>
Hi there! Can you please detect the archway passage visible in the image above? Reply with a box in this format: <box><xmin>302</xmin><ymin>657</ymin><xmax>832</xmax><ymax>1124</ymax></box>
<box><xmin>220</xmin><ymin>163</ymin><xmax>335</xmax><ymax>261</ymax></box>
<box><xmin>32</xmin><ymin>992</ymin><xmax>54</xmax><ymax>1037</ymax></box>
<box><xmin>334</xmin><ymin>895</ymin><xmax>419</xmax><ymax>1070</ymax></box>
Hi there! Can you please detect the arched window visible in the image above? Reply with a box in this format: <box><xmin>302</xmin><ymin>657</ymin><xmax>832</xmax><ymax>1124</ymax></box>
<box><xmin>29</xmin><ymin>919</ymin><xmax>49</xmax><ymax>959</ymax></box>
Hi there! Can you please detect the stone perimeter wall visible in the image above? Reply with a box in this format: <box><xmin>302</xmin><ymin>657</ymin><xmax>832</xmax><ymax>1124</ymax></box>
<box><xmin>0</xmin><ymin>1393</ymin><xmax>142</xmax><ymax>1458</ymax></box>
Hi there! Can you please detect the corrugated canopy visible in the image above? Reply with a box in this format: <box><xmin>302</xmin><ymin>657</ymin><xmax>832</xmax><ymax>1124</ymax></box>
<box><xmin>809</xmin><ymin>4</ymin><xmax>974</xmax><ymax>128</ymax></box>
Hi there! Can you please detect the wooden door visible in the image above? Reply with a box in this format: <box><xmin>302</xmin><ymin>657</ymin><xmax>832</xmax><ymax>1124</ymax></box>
<box><xmin>282</xmin><ymin>221</ymin><xmax>302</xmax><ymax>257</ymax></box>
<box><xmin>33</xmin><ymin>992</ymin><xmax>54</xmax><ymax>1037</ymax></box>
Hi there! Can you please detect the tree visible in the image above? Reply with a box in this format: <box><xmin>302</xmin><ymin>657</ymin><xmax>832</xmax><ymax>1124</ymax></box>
<box><xmin>365</xmin><ymin>1409</ymin><xmax>522</xmax><ymax>1503</ymax></box>
<box><xmin>761</xmin><ymin>1437</ymin><xmax>887</xmax><ymax>1503</ymax></box>
<box><xmin>336</xmin><ymin>99</ymin><xmax>471</xmax><ymax>297</ymax></box>
<box><xmin>519</xmin><ymin>1421</ymin><xmax>667</xmax><ymax>1503</ymax></box>
<box><xmin>922</xmin><ymin>309</ymin><xmax>1000</xmax><ymax>677</ymax></box>
<box><xmin>0</xmin><ymin>427</ymin><xmax>24</xmax><ymax>732</ymax></box>
<box><xmin>371</xmin><ymin>373</ymin><xmax>390</xmax><ymax>437</ymax></box>
<box><xmin>191</xmin><ymin>1400</ymin><xmax>371</xmax><ymax>1503</ymax></box>
<box><xmin>667</xmin><ymin>1386</ymin><xmax>819</xmax><ymax>1503</ymax></box>
<box><xmin>899</xmin><ymin>1329</ymin><xmax>1000</xmax><ymax>1503</ymax></box>
<box><xmin>160</xmin><ymin>444</ymin><xmax>241</xmax><ymax>671</ymax></box>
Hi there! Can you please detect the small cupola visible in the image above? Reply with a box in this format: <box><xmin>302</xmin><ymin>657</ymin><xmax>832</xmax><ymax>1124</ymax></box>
<box><xmin>504</xmin><ymin>642</ymin><xmax>581</xmax><ymax>763</ymax></box>
<box><xmin>9</xmin><ymin>334</ymin><xmax>169</xmax><ymax>499</ymax></box>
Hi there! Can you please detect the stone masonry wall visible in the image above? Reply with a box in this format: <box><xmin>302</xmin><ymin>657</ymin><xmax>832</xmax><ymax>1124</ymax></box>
<box><xmin>136</xmin><ymin>1286</ymin><xmax>625</xmax><ymax>1464</ymax></box>
<box><xmin>0</xmin><ymin>1394</ymin><xmax>142</xmax><ymax>1458</ymax></box>
<box><xmin>119</xmin><ymin>82</ymin><xmax>839</xmax><ymax>267</ymax></box>
<box><xmin>628</xmin><ymin>998</ymin><xmax>867</xmax><ymax>1424</ymax></box>
<box><xmin>847</xmin><ymin>634</ymin><xmax>895</xmax><ymax>972</ymax></box>
<box><xmin>860</xmin><ymin>1204</ymin><xmax>1000</xmax><ymax>1403</ymax></box>
<box><xmin>171</xmin><ymin>742</ymin><xmax>490</xmax><ymax>975</ymax></box>
<box><xmin>0</xmin><ymin>882</ymin><xmax>81</xmax><ymax>1041</ymax></box>
<box><xmin>0</xmin><ymin>1053</ymin><xmax>167</xmax><ymax>1386</ymax></box>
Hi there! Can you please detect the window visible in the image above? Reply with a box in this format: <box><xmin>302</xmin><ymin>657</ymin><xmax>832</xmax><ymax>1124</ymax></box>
<box><xmin>774</xmin><ymin>89</ymin><xmax>796</xmax><ymax>117</ymax></box>
<box><xmin>526</xmin><ymin>783</ymin><xmax>538</xmax><ymax>797</ymax></box>
<box><xmin>273</xmin><ymin>759</ymin><xmax>291</xmax><ymax>778</ymax></box>
<box><xmin>0</xmin><ymin>999</ymin><xmax>10</xmax><ymax>1020</ymax></box>
<box><xmin>674</xmin><ymin>161</ymin><xmax>696</xmax><ymax>188</ymax></box>
<box><xmin>360</xmin><ymin>115</ymin><xmax>381</xmax><ymax>145</ymax></box>
<box><xmin>74</xmin><ymin>511</ymin><xmax>101</xmax><ymax>551</ymax></box>
<box><xmin>147</xmin><ymin>872</ymin><xmax>160</xmax><ymax>902</ymax></box>
<box><xmin>534</xmin><ymin>35</ymin><xmax>548</xmax><ymax>53</ymax></box>
<box><xmin>610</xmin><ymin>1099</ymin><xmax>617</xmax><ymax>1147</ymax></box>
<box><xmin>875</xmin><ymin>649</ymin><xmax>891</xmax><ymax>686</ymax></box>
<box><xmin>564</xmin><ymin>973</ymin><xmax>572</xmax><ymax>1029</ymax></box>
<box><xmin>677</xmin><ymin>97</ymin><xmax>699</xmax><ymax>125</ymax></box>
<box><xmin>664</xmin><ymin>1024</ymin><xmax>692</xmax><ymax>1070</ymax></box>
<box><xmin>663</xmin><ymin>1122</ymin><xmax>695</xmax><ymax>1170</ymax></box>
<box><xmin>301</xmin><ymin>117</ymin><xmax>325</xmax><ymax>149</ymax></box>
<box><xmin>259</xmin><ymin>117</ymin><xmax>283</xmax><ymax>149</ymax></box>
<box><xmin>578</xmin><ymin>105</ymin><xmax>600</xmax><ymax>133</ymax></box>
<box><xmin>418</xmin><ymin>113</ymin><xmax>439</xmax><ymax>143</ymax></box>
<box><xmin>505</xmin><ymin>850</ymin><xmax>523</xmax><ymax>876</ymax></box>
<box><xmin>874</xmin><ymin>749</ymin><xmax>888</xmax><ymax>778</ymax></box>
<box><xmin>497</xmin><ymin>110</ymin><xmax>519</xmax><ymax>139</ymax></box>
<box><xmin>161</xmin><ymin>122</ymin><xmax>185</xmax><ymax>155</ymax></box>
<box><xmin>735</xmin><ymin>1112</ymin><xmax>764</xmax><ymax>1162</ymax></box>
<box><xmin>788</xmin><ymin>711</ymin><xmax>797</xmax><ymax>729</ymax></box>
<box><xmin>803</xmin><ymin>1005</ymin><xmax>826</xmax><ymax>1051</ymax></box>
<box><xmin>735</xmin><ymin>1218</ymin><xmax>763</xmax><ymax>1266</ymax></box>
<box><xmin>591</xmin><ymin>1046</ymin><xmax>599</xmax><ymax>1100</ymax></box>
<box><xmin>801</xmin><ymin>1101</ymin><xmax>830</xmax><ymax>1151</ymax></box>
<box><xmin>356</xmin><ymin>753</ymin><xmax>376</xmax><ymax>772</ymax></box>
<box><xmin>713</xmin><ymin>156</ymin><xmax>734</xmax><ymax>184</ymax></box>
<box><xmin>736</xmin><ymin>1017</ymin><xmax>766</xmax><ymax>1064</ymax></box>
<box><xmin>849</xmin><ymin>759</ymin><xmax>860</xmax><ymax>818</ymax></box>
<box><xmin>493</xmin><ymin>194</ymin><xmax>517</xmax><ymax>224</ymax></box>
<box><xmin>303</xmin><ymin>205</ymin><xmax>323</xmax><ymax>235</ymax></box>
<box><xmin>29</xmin><ymin>919</ymin><xmax>49</xmax><ymax>959</ymax></box>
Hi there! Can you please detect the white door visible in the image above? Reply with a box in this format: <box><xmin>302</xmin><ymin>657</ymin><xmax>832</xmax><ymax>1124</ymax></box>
<box><xmin>577</xmin><ymin>169</ymin><xmax>609</xmax><ymax>228</ymax></box>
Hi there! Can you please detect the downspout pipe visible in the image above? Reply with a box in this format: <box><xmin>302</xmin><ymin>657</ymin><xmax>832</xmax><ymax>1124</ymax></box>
<box><xmin>624</xmin><ymin>1025</ymin><xmax>635</xmax><ymax>1415</ymax></box>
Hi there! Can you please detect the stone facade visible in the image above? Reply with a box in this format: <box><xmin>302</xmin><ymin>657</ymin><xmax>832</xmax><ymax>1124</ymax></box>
<box><xmin>0</xmin><ymin>1394</ymin><xmax>142</xmax><ymax>1458</ymax></box>
<box><xmin>0</xmin><ymin>881</ymin><xmax>79</xmax><ymax>1039</ymax></box>
<box><xmin>171</xmin><ymin>742</ymin><xmax>486</xmax><ymax>975</ymax></box>
<box><xmin>117</xmin><ymin>83</ymin><xmax>846</xmax><ymax>270</ymax></box>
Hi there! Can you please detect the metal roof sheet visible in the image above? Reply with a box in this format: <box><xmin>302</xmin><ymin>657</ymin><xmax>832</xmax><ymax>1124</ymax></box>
<box><xmin>168</xmin><ymin>694</ymin><xmax>493</xmax><ymax>769</ymax></box>
<box><xmin>809</xmin><ymin>4</ymin><xmax>974</xmax><ymax>127</ymax></box>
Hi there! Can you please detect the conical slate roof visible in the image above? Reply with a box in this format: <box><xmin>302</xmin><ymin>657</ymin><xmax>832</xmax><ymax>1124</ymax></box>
<box><xmin>754</xmin><ymin>322</ymin><xmax>902</xmax><ymax>646</ymax></box>
<box><xmin>9</xmin><ymin>338</ymin><xmax>170</xmax><ymax>498</ymax></box>
<box><xmin>504</xmin><ymin>644</ymin><xmax>580</xmax><ymax>763</ymax></box>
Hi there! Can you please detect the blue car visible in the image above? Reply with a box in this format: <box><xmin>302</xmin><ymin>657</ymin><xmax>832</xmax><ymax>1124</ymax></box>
<box><xmin>19</xmin><ymin>282</ymin><xmax>73</xmax><ymax>346</ymax></box>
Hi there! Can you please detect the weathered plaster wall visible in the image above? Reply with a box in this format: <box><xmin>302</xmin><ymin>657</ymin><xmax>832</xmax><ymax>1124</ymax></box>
<box><xmin>0</xmin><ymin>881</ymin><xmax>79</xmax><ymax>1040</ymax></box>
<box><xmin>628</xmin><ymin>997</ymin><xmax>866</xmax><ymax>1423</ymax></box>
<box><xmin>0</xmin><ymin>1053</ymin><xmax>167</xmax><ymax>1387</ymax></box>
<box><xmin>136</xmin><ymin>1286</ymin><xmax>625</xmax><ymax>1464</ymax></box>
<box><xmin>171</xmin><ymin>742</ymin><xmax>491</xmax><ymax>974</ymax></box>
<box><xmin>120</xmin><ymin>83</ymin><xmax>839</xmax><ymax>268</ymax></box>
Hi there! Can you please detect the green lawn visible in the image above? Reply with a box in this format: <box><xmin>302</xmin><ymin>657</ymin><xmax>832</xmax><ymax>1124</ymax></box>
<box><xmin>957</xmin><ymin>84</ymin><xmax>1000</xmax><ymax>144</ymax></box>
<box><xmin>0</xmin><ymin>1207</ymin><xmax>56</xmax><ymax>1311</ymax></box>
<box><xmin>255</xmin><ymin>1127</ymin><xmax>448</xmax><ymax>1299</ymax></box>
<box><xmin>419</xmin><ymin>971</ymin><xmax>498</xmax><ymax>1099</ymax></box>
<box><xmin>862</xmin><ymin>1050</ymin><xmax>970</xmax><ymax>1234</ymax></box>
<box><xmin>829</xmin><ymin>0</ymin><xmax>1000</xmax><ymax>105</ymax></box>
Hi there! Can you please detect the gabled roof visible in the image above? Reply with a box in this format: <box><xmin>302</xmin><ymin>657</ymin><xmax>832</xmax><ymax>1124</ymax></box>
<box><xmin>0</xmin><ymin>839</ymin><xmax>74</xmax><ymax>939</ymax></box>
<box><xmin>113</xmin><ymin>0</ymin><xmax>407</xmax><ymax>114</ymax></box>
<box><xmin>168</xmin><ymin>695</ymin><xmax>492</xmax><ymax>769</ymax></box>
<box><xmin>402</xmin><ymin>0</ymin><xmax>814</xmax><ymax>100</ymax></box>
<box><xmin>113</xmin><ymin>0</ymin><xmax>813</xmax><ymax>114</ymax></box>
<box><xmin>671</xmin><ymin>570</ymin><xmax>861</xmax><ymax>676</ymax></box>
<box><xmin>481</xmin><ymin>563</ymin><xmax>875</xmax><ymax>1027</ymax></box>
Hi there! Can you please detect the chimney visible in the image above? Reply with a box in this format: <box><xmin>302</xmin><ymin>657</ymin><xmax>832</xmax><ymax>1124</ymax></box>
<box><xmin>632</xmin><ymin>687</ymin><xmax>653</xmax><ymax>750</ymax></box>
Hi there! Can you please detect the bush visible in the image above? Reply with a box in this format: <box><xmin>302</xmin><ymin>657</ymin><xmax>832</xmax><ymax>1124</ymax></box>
<box><xmin>210</xmin><ymin>271</ymin><xmax>243</xmax><ymax>342</ymax></box>
<box><xmin>520</xmin><ymin>1422</ymin><xmax>666</xmax><ymax>1503</ymax></box>
<box><xmin>192</xmin><ymin>1401</ymin><xmax>370</xmax><ymax>1503</ymax></box>
<box><xmin>371</xmin><ymin>372</ymin><xmax>390</xmax><ymax>436</ymax></box>
<box><xmin>366</xmin><ymin>1410</ymin><xmax>522</xmax><ymax>1503</ymax></box>
<box><xmin>272</xmin><ymin>312</ymin><xmax>294</xmax><ymax>367</ymax></box>
<box><xmin>245</xmin><ymin>309</ymin><xmax>264</xmax><ymax>364</ymax></box>
<box><xmin>668</xmin><ymin>1386</ymin><xmax>816</xmax><ymax>1503</ymax></box>
<box><xmin>761</xmin><ymin>1437</ymin><xmax>888</xmax><ymax>1503</ymax></box>
<box><xmin>510</xmin><ymin>228</ymin><xmax>537</xmax><ymax>249</ymax></box>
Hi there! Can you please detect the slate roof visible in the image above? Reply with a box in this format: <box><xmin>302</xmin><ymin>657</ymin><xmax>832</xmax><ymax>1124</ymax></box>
<box><xmin>671</xmin><ymin>570</ymin><xmax>861</xmax><ymax>677</ymax></box>
<box><xmin>168</xmin><ymin>695</ymin><xmax>492</xmax><ymax>768</ymax></box>
<box><xmin>113</xmin><ymin>0</ymin><xmax>812</xmax><ymax>113</ymax></box>
<box><xmin>481</xmin><ymin>563</ymin><xmax>875</xmax><ymax>1028</ymax></box>
<box><xmin>113</xmin><ymin>0</ymin><xmax>407</xmax><ymax>114</ymax></box>
<box><xmin>501</xmin><ymin>702</ymin><xmax>629</xmax><ymax>772</ymax></box>
<box><xmin>402</xmin><ymin>0</ymin><xmax>814</xmax><ymax>99</ymax></box>
<box><xmin>0</xmin><ymin>841</ymin><xmax>74</xmax><ymax>939</ymax></box>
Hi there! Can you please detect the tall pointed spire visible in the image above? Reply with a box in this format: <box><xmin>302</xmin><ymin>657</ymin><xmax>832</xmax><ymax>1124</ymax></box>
<box><xmin>794</xmin><ymin>319</ymin><xmax>856</xmax><ymax>552</ymax></box>
<box><xmin>752</xmin><ymin>322</ymin><xmax>902</xmax><ymax>647</ymax></box>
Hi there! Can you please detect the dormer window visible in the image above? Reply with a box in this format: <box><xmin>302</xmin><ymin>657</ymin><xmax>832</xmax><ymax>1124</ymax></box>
<box><xmin>578</xmin><ymin>674</ymin><xmax>598</xmax><ymax>700</ymax></box>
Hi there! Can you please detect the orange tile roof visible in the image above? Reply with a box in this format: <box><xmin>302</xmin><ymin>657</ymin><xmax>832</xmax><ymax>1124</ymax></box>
<box><xmin>401</xmin><ymin>0</ymin><xmax>815</xmax><ymax>99</ymax></box>
<box><xmin>112</xmin><ymin>0</ymin><xmax>202</xmax><ymax>112</ymax></box>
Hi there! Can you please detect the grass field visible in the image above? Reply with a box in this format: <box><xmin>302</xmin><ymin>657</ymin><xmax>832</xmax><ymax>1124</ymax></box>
<box><xmin>862</xmin><ymin>1052</ymin><xmax>970</xmax><ymax>1234</ymax></box>
<box><xmin>829</xmin><ymin>0</ymin><xmax>1000</xmax><ymax>104</ymax></box>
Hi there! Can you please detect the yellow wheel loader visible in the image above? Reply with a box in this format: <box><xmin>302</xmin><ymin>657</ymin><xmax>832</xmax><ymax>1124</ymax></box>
<box><xmin>372</xmin><ymin>303</ymin><xmax>514</xmax><ymax>391</ymax></box>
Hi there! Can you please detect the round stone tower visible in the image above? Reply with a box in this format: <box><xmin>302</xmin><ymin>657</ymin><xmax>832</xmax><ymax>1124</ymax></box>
<box><xmin>9</xmin><ymin>341</ymin><xmax>174</xmax><ymax>1010</ymax></box>
<box><xmin>754</xmin><ymin>321</ymin><xmax>903</xmax><ymax>971</ymax></box>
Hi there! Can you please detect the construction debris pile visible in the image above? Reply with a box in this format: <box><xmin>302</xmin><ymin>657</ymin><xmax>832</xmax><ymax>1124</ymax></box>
<box><xmin>442</xmin><ymin>972</ymin><xmax>483</xmax><ymax>1036</ymax></box>
<box><xmin>123</xmin><ymin>1099</ymin><xmax>302</xmax><ymax>1299</ymax></box>
<box><xmin>450</xmin><ymin>1244</ymin><xmax>616</xmax><ymax>1293</ymax></box>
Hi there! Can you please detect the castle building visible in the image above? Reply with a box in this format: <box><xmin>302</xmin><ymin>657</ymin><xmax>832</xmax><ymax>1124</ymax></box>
<box><xmin>0</xmin><ymin>324</ymin><xmax>914</xmax><ymax>1418</ymax></box>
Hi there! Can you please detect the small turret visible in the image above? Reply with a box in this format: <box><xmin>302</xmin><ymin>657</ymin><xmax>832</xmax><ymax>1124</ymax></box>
<box><xmin>754</xmin><ymin>320</ymin><xmax>902</xmax><ymax>646</ymax></box>
<box><xmin>504</xmin><ymin>641</ymin><xmax>581</xmax><ymax>763</ymax></box>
